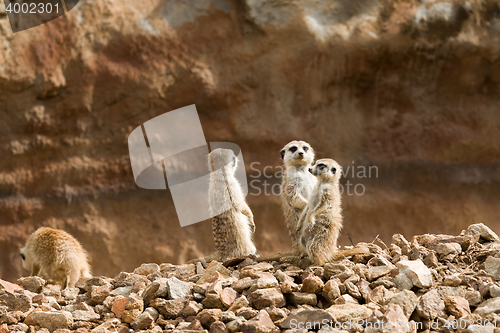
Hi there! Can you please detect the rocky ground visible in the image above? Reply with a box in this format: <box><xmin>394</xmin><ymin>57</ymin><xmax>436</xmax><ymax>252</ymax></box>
<box><xmin>3</xmin><ymin>224</ymin><xmax>500</xmax><ymax>333</ymax></box>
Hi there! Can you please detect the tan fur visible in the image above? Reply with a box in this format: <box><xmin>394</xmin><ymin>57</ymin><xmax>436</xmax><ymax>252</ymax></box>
<box><xmin>279</xmin><ymin>140</ymin><xmax>317</xmax><ymax>255</ymax></box>
<box><xmin>208</xmin><ymin>148</ymin><xmax>256</xmax><ymax>261</ymax></box>
<box><xmin>20</xmin><ymin>227</ymin><xmax>92</xmax><ymax>289</ymax></box>
<box><xmin>298</xmin><ymin>159</ymin><xmax>343</xmax><ymax>265</ymax></box>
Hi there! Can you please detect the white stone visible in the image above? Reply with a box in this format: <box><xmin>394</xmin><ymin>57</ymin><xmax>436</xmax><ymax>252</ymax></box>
<box><xmin>396</xmin><ymin>260</ymin><xmax>433</xmax><ymax>288</ymax></box>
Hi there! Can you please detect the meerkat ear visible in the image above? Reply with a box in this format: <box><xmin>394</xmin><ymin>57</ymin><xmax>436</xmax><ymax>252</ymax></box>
<box><xmin>280</xmin><ymin>150</ymin><xmax>285</xmax><ymax>159</ymax></box>
<box><xmin>331</xmin><ymin>167</ymin><xmax>337</xmax><ymax>174</ymax></box>
<box><xmin>20</xmin><ymin>253</ymin><xmax>25</xmax><ymax>260</ymax></box>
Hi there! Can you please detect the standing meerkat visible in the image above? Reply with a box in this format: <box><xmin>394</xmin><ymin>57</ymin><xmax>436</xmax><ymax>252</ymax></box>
<box><xmin>208</xmin><ymin>148</ymin><xmax>256</xmax><ymax>261</ymax></box>
<box><xmin>280</xmin><ymin>140</ymin><xmax>317</xmax><ymax>255</ymax></box>
<box><xmin>297</xmin><ymin>159</ymin><xmax>343</xmax><ymax>266</ymax></box>
<box><xmin>20</xmin><ymin>227</ymin><xmax>91</xmax><ymax>289</ymax></box>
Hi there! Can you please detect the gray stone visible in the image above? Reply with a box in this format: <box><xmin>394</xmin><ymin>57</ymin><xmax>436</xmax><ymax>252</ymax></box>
<box><xmin>240</xmin><ymin>310</ymin><xmax>279</xmax><ymax>333</ymax></box>
<box><xmin>436</xmin><ymin>242</ymin><xmax>462</xmax><ymax>261</ymax></box>
<box><xmin>416</xmin><ymin>289</ymin><xmax>445</xmax><ymax>319</ymax></box>
<box><xmin>394</xmin><ymin>273</ymin><xmax>413</xmax><ymax>291</ymax></box>
<box><xmin>281</xmin><ymin>309</ymin><xmax>334</xmax><ymax>329</ymax></box>
<box><xmin>485</xmin><ymin>257</ymin><xmax>500</xmax><ymax>280</ymax></box>
<box><xmin>288</xmin><ymin>292</ymin><xmax>317</xmax><ymax>306</ymax></box>
<box><xmin>167</xmin><ymin>276</ymin><xmax>192</xmax><ymax>299</ymax></box>
<box><xmin>326</xmin><ymin>303</ymin><xmax>372</xmax><ymax>322</ymax></box>
<box><xmin>16</xmin><ymin>277</ymin><xmax>45</xmax><ymax>293</ymax></box>
<box><xmin>396</xmin><ymin>260</ymin><xmax>433</xmax><ymax>288</ymax></box>
<box><xmin>388</xmin><ymin>290</ymin><xmax>417</xmax><ymax>319</ymax></box>
<box><xmin>134</xmin><ymin>263</ymin><xmax>160</xmax><ymax>276</ymax></box>
<box><xmin>249</xmin><ymin>288</ymin><xmax>285</xmax><ymax>310</ymax></box>
<box><xmin>474</xmin><ymin>297</ymin><xmax>500</xmax><ymax>316</ymax></box>
<box><xmin>468</xmin><ymin>223</ymin><xmax>499</xmax><ymax>242</ymax></box>
<box><xmin>27</xmin><ymin>311</ymin><xmax>73</xmax><ymax>332</ymax></box>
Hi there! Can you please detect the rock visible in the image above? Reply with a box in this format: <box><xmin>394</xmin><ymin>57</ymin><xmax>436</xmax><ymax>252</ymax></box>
<box><xmin>326</xmin><ymin>303</ymin><xmax>372</xmax><ymax>322</ymax></box>
<box><xmin>228</xmin><ymin>296</ymin><xmax>250</xmax><ymax>313</ymax></box>
<box><xmin>16</xmin><ymin>277</ymin><xmax>45</xmax><ymax>293</ymax></box>
<box><xmin>485</xmin><ymin>257</ymin><xmax>500</xmax><ymax>280</ymax></box>
<box><xmin>264</xmin><ymin>306</ymin><xmax>287</xmax><ymax>322</ymax></box>
<box><xmin>368</xmin><ymin>285</ymin><xmax>394</xmax><ymax>306</ymax></box>
<box><xmin>366</xmin><ymin>304</ymin><xmax>409</xmax><ymax>333</ymax></box>
<box><xmin>110</xmin><ymin>296</ymin><xmax>127</xmax><ymax>318</ymax></box>
<box><xmin>444</xmin><ymin>296</ymin><xmax>471</xmax><ymax>318</ymax></box>
<box><xmin>232</xmin><ymin>278</ymin><xmax>256</xmax><ymax>293</ymax></box>
<box><xmin>396</xmin><ymin>260</ymin><xmax>433</xmax><ymax>288</ymax></box>
<box><xmin>242</xmin><ymin>263</ymin><xmax>273</xmax><ymax>273</ymax></box>
<box><xmin>288</xmin><ymin>292</ymin><xmax>317</xmax><ymax>306</ymax></box>
<box><xmin>151</xmin><ymin>297</ymin><xmax>188</xmax><ymax>319</ymax></box>
<box><xmin>89</xmin><ymin>285</ymin><xmax>113</xmax><ymax>306</ymax></box>
<box><xmin>468</xmin><ymin>224</ymin><xmax>499</xmax><ymax>242</ymax></box>
<box><xmin>134</xmin><ymin>263</ymin><xmax>160</xmax><ymax>276</ymax></box>
<box><xmin>183</xmin><ymin>301</ymin><xmax>204</xmax><ymax>317</ymax></box>
<box><xmin>197</xmin><ymin>309</ymin><xmax>223</xmax><ymax>328</ymax></box>
<box><xmin>388</xmin><ymin>290</ymin><xmax>417</xmax><ymax>319</ymax></box>
<box><xmin>323</xmin><ymin>263</ymin><xmax>352</xmax><ymax>280</ymax></box>
<box><xmin>490</xmin><ymin>284</ymin><xmax>500</xmax><ymax>298</ymax></box>
<box><xmin>0</xmin><ymin>280</ymin><xmax>22</xmax><ymax>293</ymax></box>
<box><xmin>322</xmin><ymin>279</ymin><xmax>341</xmax><ymax>303</ymax></box>
<box><xmin>27</xmin><ymin>311</ymin><xmax>73</xmax><ymax>332</ymax></box>
<box><xmin>474</xmin><ymin>297</ymin><xmax>500</xmax><ymax>316</ymax></box>
<box><xmin>131</xmin><ymin>311</ymin><xmax>154</xmax><ymax>330</ymax></box>
<box><xmin>0</xmin><ymin>290</ymin><xmax>32</xmax><ymax>312</ymax></box>
<box><xmin>121</xmin><ymin>294</ymin><xmax>144</xmax><ymax>323</ymax></box>
<box><xmin>281</xmin><ymin>309</ymin><xmax>334</xmax><ymax>329</ymax></box>
<box><xmin>210</xmin><ymin>320</ymin><xmax>229</xmax><ymax>333</ymax></box>
<box><xmin>167</xmin><ymin>277</ymin><xmax>192</xmax><ymax>299</ymax></box>
<box><xmin>436</xmin><ymin>242</ymin><xmax>462</xmax><ymax>261</ymax></box>
<box><xmin>443</xmin><ymin>273</ymin><xmax>462</xmax><ymax>287</ymax></box>
<box><xmin>255</xmin><ymin>273</ymin><xmax>279</xmax><ymax>290</ymax></box>
<box><xmin>72</xmin><ymin>309</ymin><xmax>100</xmax><ymax>322</ymax></box>
<box><xmin>333</xmin><ymin>294</ymin><xmax>358</xmax><ymax>305</ymax></box>
<box><xmin>301</xmin><ymin>276</ymin><xmax>324</xmax><ymax>294</ymax></box>
<box><xmin>240</xmin><ymin>310</ymin><xmax>279</xmax><ymax>333</ymax></box>
<box><xmin>235</xmin><ymin>307</ymin><xmax>259</xmax><ymax>320</ymax></box>
<box><xmin>198</xmin><ymin>262</ymin><xmax>231</xmax><ymax>285</ymax></box>
<box><xmin>344</xmin><ymin>281</ymin><xmax>362</xmax><ymax>300</ymax></box>
<box><xmin>394</xmin><ymin>272</ymin><xmax>413</xmax><ymax>290</ymax></box>
<box><xmin>249</xmin><ymin>289</ymin><xmax>285</xmax><ymax>310</ymax></box>
<box><xmin>366</xmin><ymin>266</ymin><xmax>392</xmax><ymax>282</ymax></box>
<box><xmin>416</xmin><ymin>289</ymin><xmax>445</xmax><ymax>319</ymax></box>
<box><xmin>221</xmin><ymin>288</ymin><xmax>238</xmax><ymax>308</ymax></box>
<box><xmin>226</xmin><ymin>318</ymin><xmax>246</xmax><ymax>333</ymax></box>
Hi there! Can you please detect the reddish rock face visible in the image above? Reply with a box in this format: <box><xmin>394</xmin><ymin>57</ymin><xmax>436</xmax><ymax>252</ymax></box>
<box><xmin>1</xmin><ymin>0</ymin><xmax>500</xmax><ymax>282</ymax></box>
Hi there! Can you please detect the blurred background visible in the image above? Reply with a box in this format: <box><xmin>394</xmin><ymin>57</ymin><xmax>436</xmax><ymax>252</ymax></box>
<box><xmin>1</xmin><ymin>0</ymin><xmax>500</xmax><ymax>282</ymax></box>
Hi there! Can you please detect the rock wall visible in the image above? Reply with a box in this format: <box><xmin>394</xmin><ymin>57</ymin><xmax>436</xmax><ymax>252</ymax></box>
<box><xmin>1</xmin><ymin>0</ymin><xmax>500</xmax><ymax>281</ymax></box>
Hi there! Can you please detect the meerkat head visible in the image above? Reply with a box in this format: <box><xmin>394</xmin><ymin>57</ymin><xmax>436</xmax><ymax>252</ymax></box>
<box><xmin>280</xmin><ymin>140</ymin><xmax>315</xmax><ymax>167</ymax></box>
<box><xmin>208</xmin><ymin>148</ymin><xmax>238</xmax><ymax>174</ymax></box>
<box><xmin>309</xmin><ymin>159</ymin><xmax>342</xmax><ymax>182</ymax></box>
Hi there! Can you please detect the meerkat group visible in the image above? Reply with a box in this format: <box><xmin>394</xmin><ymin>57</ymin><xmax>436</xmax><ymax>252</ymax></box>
<box><xmin>19</xmin><ymin>141</ymin><xmax>340</xmax><ymax>286</ymax></box>
<box><xmin>280</xmin><ymin>141</ymin><xmax>344</xmax><ymax>265</ymax></box>
<box><xmin>206</xmin><ymin>141</ymin><xmax>342</xmax><ymax>265</ymax></box>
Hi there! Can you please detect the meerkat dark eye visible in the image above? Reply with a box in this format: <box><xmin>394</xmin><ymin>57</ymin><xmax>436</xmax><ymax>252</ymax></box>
<box><xmin>20</xmin><ymin>253</ymin><xmax>25</xmax><ymax>260</ymax></box>
<box><xmin>331</xmin><ymin>167</ymin><xmax>337</xmax><ymax>174</ymax></box>
<box><xmin>317</xmin><ymin>164</ymin><xmax>326</xmax><ymax>170</ymax></box>
<box><xmin>289</xmin><ymin>146</ymin><xmax>297</xmax><ymax>153</ymax></box>
<box><xmin>303</xmin><ymin>146</ymin><xmax>308</xmax><ymax>152</ymax></box>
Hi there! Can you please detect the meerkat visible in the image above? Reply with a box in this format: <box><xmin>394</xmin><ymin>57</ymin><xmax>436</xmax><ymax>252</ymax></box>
<box><xmin>20</xmin><ymin>227</ymin><xmax>91</xmax><ymax>289</ymax></box>
<box><xmin>208</xmin><ymin>148</ymin><xmax>256</xmax><ymax>261</ymax></box>
<box><xmin>297</xmin><ymin>159</ymin><xmax>343</xmax><ymax>266</ymax></box>
<box><xmin>279</xmin><ymin>140</ymin><xmax>317</xmax><ymax>255</ymax></box>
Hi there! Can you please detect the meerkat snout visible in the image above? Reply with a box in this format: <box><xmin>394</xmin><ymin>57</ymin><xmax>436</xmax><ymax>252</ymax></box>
<box><xmin>308</xmin><ymin>168</ymin><xmax>312</xmax><ymax>173</ymax></box>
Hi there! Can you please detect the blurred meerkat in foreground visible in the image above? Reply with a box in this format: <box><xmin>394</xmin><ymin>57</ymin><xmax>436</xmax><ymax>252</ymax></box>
<box><xmin>20</xmin><ymin>227</ymin><xmax>91</xmax><ymax>289</ymax></box>
<box><xmin>208</xmin><ymin>148</ymin><xmax>256</xmax><ymax>260</ymax></box>
<box><xmin>280</xmin><ymin>140</ymin><xmax>317</xmax><ymax>255</ymax></box>
<box><xmin>297</xmin><ymin>159</ymin><xmax>343</xmax><ymax>265</ymax></box>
